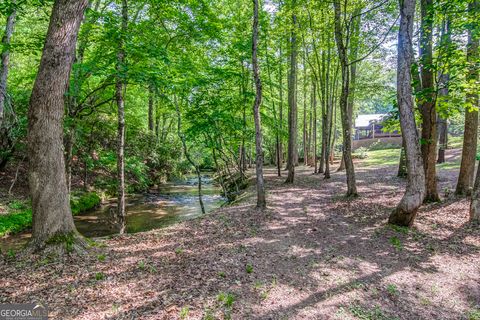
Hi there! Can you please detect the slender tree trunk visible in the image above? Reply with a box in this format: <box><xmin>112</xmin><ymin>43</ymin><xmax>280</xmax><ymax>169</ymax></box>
<box><xmin>437</xmin><ymin>17</ymin><xmax>450</xmax><ymax>164</ymax></box>
<box><xmin>252</xmin><ymin>0</ymin><xmax>266</xmax><ymax>209</ymax></box>
<box><xmin>470</xmin><ymin>160</ymin><xmax>480</xmax><ymax>223</ymax></box>
<box><xmin>333</xmin><ymin>0</ymin><xmax>357</xmax><ymax>196</ymax></box>
<box><xmin>148</xmin><ymin>84</ymin><xmax>154</xmax><ymax>132</ymax></box>
<box><xmin>389</xmin><ymin>0</ymin><xmax>425</xmax><ymax>227</ymax></box>
<box><xmin>285</xmin><ymin>6</ymin><xmax>298</xmax><ymax>184</ymax></box>
<box><xmin>456</xmin><ymin>0</ymin><xmax>479</xmax><ymax>196</ymax></box>
<box><xmin>279</xmin><ymin>43</ymin><xmax>284</xmax><ymax>167</ymax></box>
<box><xmin>398</xmin><ymin>138</ymin><xmax>407</xmax><ymax>178</ymax></box>
<box><xmin>27</xmin><ymin>0</ymin><xmax>89</xmax><ymax>252</ymax></box>
<box><xmin>0</xmin><ymin>2</ymin><xmax>16</xmax><ymax>170</ymax></box>
<box><xmin>419</xmin><ymin>0</ymin><xmax>440</xmax><ymax>202</ymax></box>
<box><xmin>115</xmin><ymin>0</ymin><xmax>128</xmax><ymax>234</ymax></box>
<box><xmin>175</xmin><ymin>95</ymin><xmax>206</xmax><ymax>214</ymax></box>
<box><xmin>303</xmin><ymin>53</ymin><xmax>308</xmax><ymax>166</ymax></box>
<box><xmin>313</xmin><ymin>79</ymin><xmax>318</xmax><ymax>173</ymax></box>
<box><xmin>0</xmin><ymin>2</ymin><xmax>15</xmax><ymax>128</ymax></box>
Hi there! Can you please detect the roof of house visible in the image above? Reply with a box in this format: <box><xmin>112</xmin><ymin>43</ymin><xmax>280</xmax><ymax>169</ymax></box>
<box><xmin>354</xmin><ymin>114</ymin><xmax>387</xmax><ymax>128</ymax></box>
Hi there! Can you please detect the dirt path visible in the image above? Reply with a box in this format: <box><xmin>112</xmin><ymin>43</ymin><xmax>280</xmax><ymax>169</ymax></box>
<box><xmin>0</xmin><ymin>161</ymin><xmax>479</xmax><ymax>319</ymax></box>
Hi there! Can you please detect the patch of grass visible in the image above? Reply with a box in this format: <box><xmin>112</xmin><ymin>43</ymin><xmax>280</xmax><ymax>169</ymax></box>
<box><xmin>8</xmin><ymin>200</ymin><xmax>28</xmax><ymax>210</ymax></box>
<box><xmin>389</xmin><ymin>224</ymin><xmax>409</xmax><ymax>234</ymax></box>
<box><xmin>389</xmin><ymin>236</ymin><xmax>403</xmax><ymax>250</ymax></box>
<box><xmin>70</xmin><ymin>192</ymin><xmax>101</xmax><ymax>215</ymax></box>
<box><xmin>0</xmin><ymin>209</ymin><xmax>32</xmax><ymax>237</ymax></box>
<box><xmin>175</xmin><ymin>247</ymin><xmax>184</xmax><ymax>255</ymax></box>
<box><xmin>97</xmin><ymin>254</ymin><xmax>106</xmax><ymax>262</ymax></box>
<box><xmin>360</xmin><ymin>149</ymin><xmax>400</xmax><ymax>167</ymax></box>
<box><xmin>245</xmin><ymin>263</ymin><xmax>254</xmax><ymax>274</ymax></box>
<box><xmin>138</xmin><ymin>260</ymin><xmax>146</xmax><ymax>270</ymax></box>
<box><xmin>217</xmin><ymin>292</ymin><xmax>235</xmax><ymax>308</ymax></box>
<box><xmin>218</xmin><ymin>271</ymin><xmax>226</xmax><ymax>278</ymax></box>
<box><xmin>468</xmin><ymin>308</ymin><xmax>480</xmax><ymax>320</ymax></box>
<box><xmin>94</xmin><ymin>272</ymin><xmax>105</xmax><ymax>281</ymax></box>
<box><xmin>386</xmin><ymin>284</ymin><xmax>399</xmax><ymax>296</ymax></box>
<box><xmin>179</xmin><ymin>306</ymin><xmax>189</xmax><ymax>319</ymax></box>
<box><xmin>348</xmin><ymin>303</ymin><xmax>399</xmax><ymax>320</ymax></box>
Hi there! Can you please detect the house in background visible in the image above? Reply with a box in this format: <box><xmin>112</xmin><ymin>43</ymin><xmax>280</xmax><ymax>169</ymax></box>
<box><xmin>354</xmin><ymin>114</ymin><xmax>400</xmax><ymax>140</ymax></box>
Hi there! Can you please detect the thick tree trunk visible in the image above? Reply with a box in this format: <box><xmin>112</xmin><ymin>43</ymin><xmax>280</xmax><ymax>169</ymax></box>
<box><xmin>456</xmin><ymin>0</ymin><xmax>479</xmax><ymax>197</ymax></box>
<box><xmin>333</xmin><ymin>0</ymin><xmax>357</xmax><ymax>197</ymax></box>
<box><xmin>389</xmin><ymin>0</ymin><xmax>425</xmax><ymax>227</ymax></box>
<box><xmin>419</xmin><ymin>0</ymin><xmax>440</xmax><ymax>202</ymax></box>
<box><xmin>115</xmin><ymin>0</ymin><xmax>128</xmax><ymax>234</ymax></box>
<box><xmin>252</xmin><ymin>0</ymin><xmax>266</xmax><ymax>209</ymax></box>
<box><xmin>0</xmin><ymin>2</ymin><xmax>15</xmax><ymax>128</ymax></box>
<box><xmin>285</xmin><ymin>7</ymin><xmax>298</xmax><ymax>184</ymax></box>
<box><xmin>27</xmin><ymin>0</ymin><xmax>89</xmax><ymax>252</ymax></box>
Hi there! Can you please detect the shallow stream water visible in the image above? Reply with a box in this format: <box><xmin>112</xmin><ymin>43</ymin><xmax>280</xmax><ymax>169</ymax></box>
<box><xmin>0</xmin><ymin>174</ymin><xmax>225</xmax><ymax>251</ymax></box>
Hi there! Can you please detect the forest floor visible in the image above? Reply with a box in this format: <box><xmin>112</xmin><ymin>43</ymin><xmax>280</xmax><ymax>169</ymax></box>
<box><xmin>1</xmin><ymin>149</ymin><xmax>479</xmax><ymax>320</ymax></box>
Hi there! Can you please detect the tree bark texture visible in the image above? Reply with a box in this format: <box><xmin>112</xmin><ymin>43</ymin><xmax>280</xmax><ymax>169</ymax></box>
<box><xmin>252</xmin><ymin>0</ymin><xmax>266</xmax><ymax>209</ymax></box>
<box><xmin>389</xmin><ymin>0</ymin><xmax>426</xmax><ymax>227</ymax></box>
<box><xmin>456</xmin><ymin>0</ymin><xmax>479</xmax><ymax>196</ymax></box>
<box><xmin>419</xmin><ymin>0</ymin><xmax>440</xmax><ymax>202</ymax></box>
<box><xmin>27</xmin><ymin>0</ymin><xmax>89</xmax><ymax>251</ymax></box>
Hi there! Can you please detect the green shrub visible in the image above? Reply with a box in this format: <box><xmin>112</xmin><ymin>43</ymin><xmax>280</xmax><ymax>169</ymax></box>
<box><xmin>70</xmin><ymin>192</ymin><xmax>101</xmax><ymax>215</ymax></box>
<box><xmin>0</xmin><ymin>209</ymin><xmax>33</xmax><ymax>237</ymax></box>
<box><xmin>0</xmin><ymin>192</ymin><xmax>100</xmax><ymax>237</ymax></box>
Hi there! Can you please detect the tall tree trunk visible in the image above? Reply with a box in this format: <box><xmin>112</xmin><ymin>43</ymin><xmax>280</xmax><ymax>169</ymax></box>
<box><xmin>115</xmin><ymin>0</ymin><xmax>128</xmax><ymax>234</ymax></box>
<box><xmin>333</xmin><ymin>0</ymin><xmax>357</xmax><ymax>196</ymax></box>
<box><xmin>437</xmin><ymin>18</ymin><xmax>451</xmax><ymax>164</ymax></box>
<box><xmin>148</xmin><ymin>84</ymin><xmax>154</xmax><ymax>132</ymax></box>
<box><xmin>252</xmin><ymin>0</ymin><xmax>266</xmax><ymax>209</ymax></box>
<box><xmin>27</xmin><ymin>0</ymin><xmax>89</xmax><ymax>252</ymax></box>
<box><xmin>398</xmin><ymin>138</ymin><xmax>407</xmax><ymax>178</ymax></box>
<box><xmin>419</xmin><ymin>0</ymin><xmax>440</xmax><ymax>202</ymax></box>
<box><xmin>279</xmin><ymin>43</ymin><xmax>284</xmax><ymax>168</ymax></box>
<box><xmin>389</xmin><ymin>0</ymin><xmax>425</xmax><ymax>227</ymax></box>
<box><xmin>470</xmin><ymin>161</ymin><xmax>480</xmax><ymax>223</ymax></box>
<box><xmin>303</xmin><ymin>53</ymin><xmax>308</xmax><ymax>166</ymax></box>
<box><xmin>0</xmin><ymin>2</ymin><xmax>17</xmax><ymax>171</ymax></box>
<box><xmin>285</xmin><ymin>5</ymin><xmax>298</xmax><ymax>184</ymax></box>
<box><xmin>313</xmin><ymin>79</ymin><xmax>318</xmax><ymax>173</ymax></box>
<box><xmin>0</xmin><ymin>1</ymin><xmax>15</xmax><ymax>128</ymax></box>
<box><xmin>456</xmin><ymin>0</ymin><xmax>479</xmax><ymax>196</ymax></box>
<box><xmin>175</xmin><ymin>95</ymin><xmax>206</xmax><ymax>214</ymax></box>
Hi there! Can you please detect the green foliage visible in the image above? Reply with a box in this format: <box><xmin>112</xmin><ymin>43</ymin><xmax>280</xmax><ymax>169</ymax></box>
<box><xmin>468</xmin><ymin>308</ymin><xmax>480</xmax><ymax>320</ymax></box>
<box><xmin>389</xmin><ymin>236</ymin><xmax>403</xmax><ymax>251</ymax></box>
<box><xmin>386</xmin><ymin>284</ymin><xmax>399</xmax><ymax>296</ymax></box>
<box><xmin>179</xmin><ymin>306</ymin><xmax>190</xmax><ymax>320</ymax></box>
<box><xmin>70</xmin><ymin>192</ymin><xmax>101</xmax><ymax>215</ymax></box>
<box><xmin>217</xmin><ymin>292</ymin><xmax>235</xmax><ymax>309</ymax></box>
<box><xmin>245</xmin><ymin>263</ymin><xmax>254</xmax><ymax>274</ymax></box>
<box><xmin>0</xmin><ymin>209</ymin><xmax>32</xmax><ymax>237</ymax></box>
<box><xmin>94</xmin><ymin>272</ymin><xmax>105</xmax><ymax>281</ymax></box>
